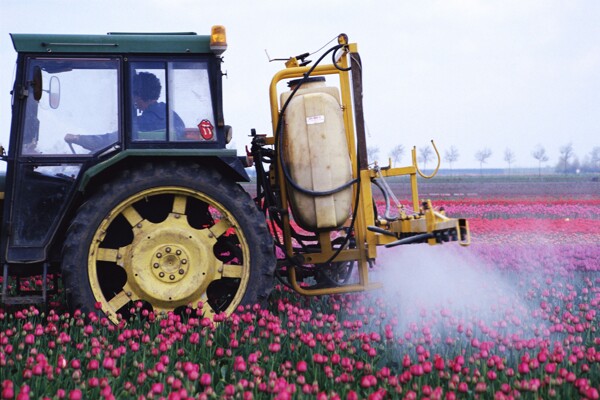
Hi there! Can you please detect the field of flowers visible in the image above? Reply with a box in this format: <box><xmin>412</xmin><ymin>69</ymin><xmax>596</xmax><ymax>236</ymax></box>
<box><xmin>1</xmin><ymin>178</ymin><xmax>600</xmax><ymax>399</ymax></box>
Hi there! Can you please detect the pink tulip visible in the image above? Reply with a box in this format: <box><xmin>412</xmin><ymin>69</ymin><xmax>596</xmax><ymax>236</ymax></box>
<box><xmin>151</xmin><ymin>383</ymin><xmax>163</xmax><ymax>394</ymax></box>
<box><xmin>224</xmin><ymin>384</ymin><xmax>235</xmax><ymax>396</ymax></box>
<box><xmin>296</xmin><ymin>360</ymin><xmax>307</xmax><ymax>373</ymax></box>
<box><xmin>87</xmin><ymin>359</ymin><xmax>99</xmax><ymax>371</ymax></box>
<box><xmin>359</xmin><ymin>375</ymin><xmax>377</xmax><ymax>388</ymax></box>
<box><xmin>102</xmin><ymin>357</ymin><xmax>114</xmax><ymax>370</ymax></box>
<box><xmin>585</xmin><ymin>388</ymin><xmax>599</xmax><ymax>400</ymax></box>
<box><xmin>517</xmin><ymin>362</ymin><xmax>529</xmax><ymax>374</ymax></box>
<box><xmin>377</xmin><ymin>367</ymin><xmax>390</xmax><ymax>378</ymax></box>
<box><xmin>475</xmin><ymin>382</ymin><xmax>487</xmax><ymax>393</ymax></box>
<box><xmin>402</xmin><ymin>354</ymin><xmax>411</xmax><ymax>367</ymax></box>
<box><xmin>188</xmin><ymin>370</ymin><xmax>199</xmax><ymax>380</ymax></box>
<box><xmin>234</xmin><ymin>356</ymin><xmax>247</xmax><ymax>372</ymax></box>
<box><xmin>269</xmin><ymin>342</ymin><xmax>281</xmax><ymax>353</ymax></box>
<box><xmin>2</xmin><ymin>387</ymin><xmax>14</xmax><ymax>399</ymax></box>
<box><xmin>200</xmin><ymin>373</ymin><xmax>211</xmax><ymax>386</ymax></box>
<box><xmin>445</xmin><ymin>392</ymin><xmax>457</xmax><ymax>400</ymax></box>
<box><xmin>100</xmin><ymin>385</ymin><xmax>112</xmax><ymax>398</ymax></box>
<box><xmin>346</xmin><ymin>390</ymin><xmax>359</xmax><ymax>400</ymax></box>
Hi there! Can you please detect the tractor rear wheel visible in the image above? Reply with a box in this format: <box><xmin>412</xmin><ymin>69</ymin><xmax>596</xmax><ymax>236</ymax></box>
<box><xmin>62</xmin><ymin>163</ymin><xmax>274</xmax><ymax>323</ymax></box>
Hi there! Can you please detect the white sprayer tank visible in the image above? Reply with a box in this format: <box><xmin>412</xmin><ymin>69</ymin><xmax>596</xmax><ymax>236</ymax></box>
<box><xmin>281</xmin><ymin>77</ymin><xmax>353</xmax><ymax>231</ymax></box>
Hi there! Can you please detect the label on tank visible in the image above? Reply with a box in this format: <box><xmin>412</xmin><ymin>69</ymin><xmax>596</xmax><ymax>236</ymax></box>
<box><xmin>306</xmin><ymin>115</ymin><xmax>325</xmax><ymax>125</ymax></box>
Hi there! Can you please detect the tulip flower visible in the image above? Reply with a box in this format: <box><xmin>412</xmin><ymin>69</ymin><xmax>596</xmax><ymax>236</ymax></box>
<box><xmin>200</xmin><ymin>373</ymin><xmax>211</xmax><ymax>386</ymax></box>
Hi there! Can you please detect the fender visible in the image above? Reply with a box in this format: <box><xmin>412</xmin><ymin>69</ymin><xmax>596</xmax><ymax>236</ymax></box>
<box><xmin>78</xmin><ymin>148</ymin><xmax>249</xmax><ymax>192</ymax></box>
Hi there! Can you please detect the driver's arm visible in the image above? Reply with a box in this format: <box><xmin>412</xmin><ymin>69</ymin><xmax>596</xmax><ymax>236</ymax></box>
<box><xmin>64</xmin><ymin>132</ymin><xmax>117</xmax><ymax>152</ymax></box>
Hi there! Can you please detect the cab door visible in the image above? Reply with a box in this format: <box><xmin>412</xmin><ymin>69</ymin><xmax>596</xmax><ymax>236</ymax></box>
<box><xmin>2</xmin><ymin>56</ymin><xmax>121</xmax><ymax>263</ymax></box>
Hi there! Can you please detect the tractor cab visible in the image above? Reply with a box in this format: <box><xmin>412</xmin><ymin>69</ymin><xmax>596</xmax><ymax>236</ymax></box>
<box><xmin>14</xmin><ymin>37</ymin><xmax>226</xmax><ymax>157</ymax></box>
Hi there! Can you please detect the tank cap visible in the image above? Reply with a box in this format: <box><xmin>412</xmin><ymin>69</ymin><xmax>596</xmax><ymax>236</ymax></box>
<box><xmin>287</xmin><ymin>76</ymin><xmax>325</xmax><ymax>88</ymax></box>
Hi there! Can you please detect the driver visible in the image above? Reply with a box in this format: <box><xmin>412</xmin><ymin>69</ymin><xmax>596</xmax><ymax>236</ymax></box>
<box><xmin>131</xmin><ymin>72</ymin><xmax>185</xmax><ymax>136</ymax></box>
<box><xmin>65</xmin><ymin>72</ymin><xmax>185</xmax><ymax>151</ymax></box>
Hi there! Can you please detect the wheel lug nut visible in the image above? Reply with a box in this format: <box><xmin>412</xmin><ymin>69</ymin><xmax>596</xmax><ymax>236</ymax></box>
<box><xmin>169</xmin><ymin>274</ymin><xmax>175</xmax><ymax>280</ymax></box>
<box><xmin>159</xmin><ymin>272</ymin><xmax>165</xmax><ymax>278</ymax></box>
<box><xmin>153</xmin><ymin>263</ymin><xmax>160</xmax><ymax>268</ymax></box>
<box><xmin>181</xmin><ymin>259</ymin><xmax>187</xmax><ymax>264</ymax></box>
<box><xmin>176</xmin><ymin>250</ymin><xmax>182</xmax><ymax>255</ymax></box>
<box><xmin>165</xmin><ymin>247</ymin><xmax>171</xmax><ymax>253</ymax></box>
<box><xmin>156</xmin><ymin>253</ymin><xmax>162</xmax><ymax>258</ymax></box>
<box><xmin>179</xmin><ymin>269</ymin><xmax>185</xmax><ymax>275</ymax></box>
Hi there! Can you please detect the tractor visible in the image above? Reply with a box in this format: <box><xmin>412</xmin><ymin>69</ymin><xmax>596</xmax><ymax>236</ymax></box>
<box><xmin>0</xmin><ymin>26</ymin><xmax>469</xmax><ymax>323</ymax></box>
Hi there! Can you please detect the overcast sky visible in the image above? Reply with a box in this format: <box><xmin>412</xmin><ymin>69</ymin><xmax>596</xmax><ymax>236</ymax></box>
<box><xmin>1</xmin><ymin>0</ymin><xmax>599</xmax><ymax>169</ymax></box>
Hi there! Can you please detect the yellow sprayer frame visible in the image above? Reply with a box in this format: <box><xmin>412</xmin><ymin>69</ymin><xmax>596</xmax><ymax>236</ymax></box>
<box><xmin>266</xmin><ymin>39</ymin><xmax>469</xmax><ymax>296</ymax></box>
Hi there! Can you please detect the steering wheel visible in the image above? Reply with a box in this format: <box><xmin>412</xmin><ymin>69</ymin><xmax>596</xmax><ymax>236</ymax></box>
<box><xmin>64</xmin><ymin>134</ymin><xmax>77</xmax><ymax>154</ymax></box>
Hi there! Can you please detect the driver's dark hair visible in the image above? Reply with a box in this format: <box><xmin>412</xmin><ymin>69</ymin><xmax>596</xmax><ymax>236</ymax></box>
<box><xmin>133</xmin><ymin>72</ymin><xmax>162</xmax><ymax>101</ymax></box>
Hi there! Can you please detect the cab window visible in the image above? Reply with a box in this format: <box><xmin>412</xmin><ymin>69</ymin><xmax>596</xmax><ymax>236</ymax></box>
<box><xmin>21</xmin><ymin>58</ymin><xmax>120</xmax><ymax>155</ymax></box>
<box><xmin>130</xmin><ymin>61</ymin><xmax>216</xmax><ymax>143</ymax></box>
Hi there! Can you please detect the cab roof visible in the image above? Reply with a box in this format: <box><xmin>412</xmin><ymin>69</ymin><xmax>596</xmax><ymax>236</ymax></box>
<box><xmin>10</xmin><ymin>32</ymin><xmax>212</xmax><ymax>54</ymax></box>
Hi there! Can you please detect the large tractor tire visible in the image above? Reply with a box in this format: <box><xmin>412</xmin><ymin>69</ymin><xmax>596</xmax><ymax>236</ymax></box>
<box><xmin>62</xmin><ymin>162</ymin><xmax>275</xmax><ymax>324</ymax></box>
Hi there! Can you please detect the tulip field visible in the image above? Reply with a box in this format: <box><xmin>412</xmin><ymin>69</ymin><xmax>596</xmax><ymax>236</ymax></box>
<box><xmin>1</xmin><ymin>176</ymin><xmax>600</xmax><ymax>399</ymax></box>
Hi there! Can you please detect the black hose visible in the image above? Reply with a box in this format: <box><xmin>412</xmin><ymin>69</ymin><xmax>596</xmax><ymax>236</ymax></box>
<box><xmin>371</xmin><ymin>178</ymin><xmax>399</xmax><ymax>221</ymax></box>
<box><xmin>384</xmin><ymin>233</ymin><xmax>435</xmax><ymax>248</ymax></box>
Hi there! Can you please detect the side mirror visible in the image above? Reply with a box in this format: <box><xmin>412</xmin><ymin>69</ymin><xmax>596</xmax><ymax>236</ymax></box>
<box><xmin>49</xmin><ymin>76</ymin><xmax>60</xmax><ymax>109</ymax></box>
<box><xmin>32</xmin><ymin>66</ymin><xmax>43</xmax><ymax>101</ymax></box>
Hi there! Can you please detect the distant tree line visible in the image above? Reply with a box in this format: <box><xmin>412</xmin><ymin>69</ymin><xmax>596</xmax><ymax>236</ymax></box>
<box><xmin>365</xmin><ymin>142</ymin><xmax>600</xmax><ymax>174</ymax></box>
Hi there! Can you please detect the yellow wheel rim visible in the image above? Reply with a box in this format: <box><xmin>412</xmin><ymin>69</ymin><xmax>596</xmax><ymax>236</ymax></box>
<box><xmin>87</xmin><ymin>186</ymin><xmax>251</xmax><ymax>323</ymax></box>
